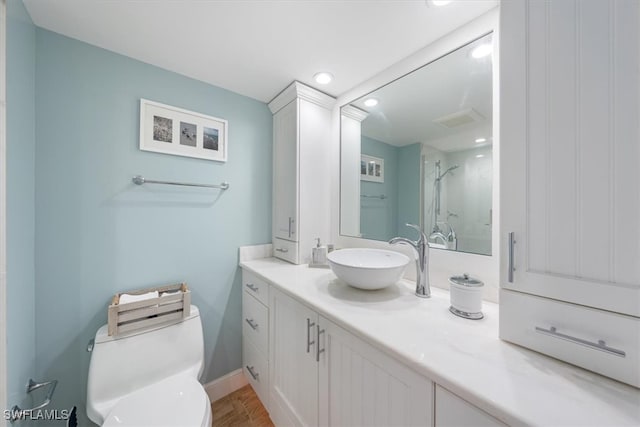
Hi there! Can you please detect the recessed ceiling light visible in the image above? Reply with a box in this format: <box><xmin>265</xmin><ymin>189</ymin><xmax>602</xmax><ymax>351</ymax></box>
<box><xmin>430</xmin><ymin>0</ymin><xmax>452</xmax><ymax>6</ymax></box>
<box><xmin>314</xmin><ymin>72</ymin><xmax>333</xmax><ymax>85</ymax></box>
<box><xmin>364</xmin><ymin>98</ymin><xmax>379</xmax><ymax>107</ymax></box>
<box><xmin>471</xmin><ymin>44</ymin><xmax>493</xmax><ymax>59</ymax></box>
<box><xmin>476</xmin><ymin>154</ymin><xmax>485</xmax><ymax>158</ymax></box>
<box><xmin>475</xmin><ymin>138</ymin><xmax>486</xmax><ymax>143</ymax></box>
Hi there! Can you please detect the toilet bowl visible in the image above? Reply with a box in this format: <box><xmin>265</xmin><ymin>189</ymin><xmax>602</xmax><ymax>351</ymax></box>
<box><xmin>86</xmin><ymin>305</ymin><xmax>211</xmax><ymax>426</ymax></box>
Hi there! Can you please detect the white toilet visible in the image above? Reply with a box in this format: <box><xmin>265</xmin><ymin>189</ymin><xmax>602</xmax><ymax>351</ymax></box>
<box><xmin>86</xmin><ymin>305</ymin><xmax>212</xmax><ymax>426</ymax></box>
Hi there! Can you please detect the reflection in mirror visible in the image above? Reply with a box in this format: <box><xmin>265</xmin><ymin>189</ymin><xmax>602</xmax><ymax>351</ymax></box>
<box><xmin>340</xmin><ymin>33</ymin><xmax>493</xmax><ymax>256</ymax></box>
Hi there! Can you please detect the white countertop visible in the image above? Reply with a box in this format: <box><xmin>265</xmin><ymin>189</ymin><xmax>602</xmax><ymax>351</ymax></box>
<box><xmin>240</xmin><ymin>257</ymin><xmax>640</xmax><ymax>427</ymax></box>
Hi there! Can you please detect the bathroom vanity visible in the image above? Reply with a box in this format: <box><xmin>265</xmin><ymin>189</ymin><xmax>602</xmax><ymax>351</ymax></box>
<box><xmin>240</xmin><ymin>255</ymin><xmax>640</xmax><ymax>427</ymax></box>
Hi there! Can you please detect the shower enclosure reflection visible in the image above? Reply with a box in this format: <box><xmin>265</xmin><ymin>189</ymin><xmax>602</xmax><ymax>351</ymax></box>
<box><xmin>340</xmin><ymin>33</ymin><xmax>494</xmax><ymax>256</ymax></box>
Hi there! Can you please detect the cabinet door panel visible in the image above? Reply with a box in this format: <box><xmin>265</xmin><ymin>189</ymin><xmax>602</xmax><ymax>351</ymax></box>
<box><xmin>435</xmin><ymin>385</ymin><xmax>505</xmax><ymax>427</ymax></box>
<box><xmin>500</xmin><ymin>0</ymin><xmax>640</xmax><ymax>316</ymax></box>
<box><xmin>269</xmin><ymin>288</ymin><xmax>318</xmax><ymax>426</ymax></box>
<box><xmin>273</xmin><ymin>99</ymin><xmax>299</xmax><ymax>242</ymax></box>
<box><xmin>318</xmin><ymin>316</ymin><xmax>433</xmax><ymax>427</ymax></box>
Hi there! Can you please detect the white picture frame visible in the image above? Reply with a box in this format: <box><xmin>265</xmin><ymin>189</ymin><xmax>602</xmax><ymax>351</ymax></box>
<box><xmin>360</xmin><ymin>154</ymin><xmax>384</xmax><ymax>183</ymax></box>
<box><xmin>139</xmin><ymin>99</ymin><xmax>228</xmax><ymax>162</ymax></box>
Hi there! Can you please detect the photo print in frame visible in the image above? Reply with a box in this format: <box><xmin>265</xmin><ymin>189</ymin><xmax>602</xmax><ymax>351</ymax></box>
<box><xmin>140</xmin><ymin>99</ymin><xmax>228</xmax><ymax>162</ymax></box>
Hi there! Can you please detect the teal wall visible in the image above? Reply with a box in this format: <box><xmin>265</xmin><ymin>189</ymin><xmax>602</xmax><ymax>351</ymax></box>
<box><xmin>397</xmin><ymin>143</ymin><xmax>421</xmax><ymax>239</ymax></box>
<box><xmin>6</xmin><ymin>0</ymin><xmax>36</xmax><ymax>410</ymax></box>
<box><xmin>360</xmin><ymin>136</ymin><xmax>398</xmax><ymax>241</ymax></box>
<box><xmin>34</xmin><ymin>29</ymin><xmax>272</xmax><ymax>422</ymax></box>
<box><xmin>360</xmin><ymin>138</ymin><xmax>420</xmax><ymax>241</ymax></box>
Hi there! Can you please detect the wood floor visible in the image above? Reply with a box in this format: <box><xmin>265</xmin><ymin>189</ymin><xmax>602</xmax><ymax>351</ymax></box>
<box><xmin>212</xmin><ymin>385</ymin><xmax>274</xmax><ymax>427</ymax></box>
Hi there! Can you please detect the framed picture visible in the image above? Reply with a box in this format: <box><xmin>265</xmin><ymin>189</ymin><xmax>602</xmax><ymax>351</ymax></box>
<box><xmin>360</xmin><ymin>155</ymin><xmax>384</xmax><ymax>183</ymax></box>
<box><xmin>139</xmin><ymin>99</ymin><xmax>228</xmax><ymax>162</ymax></box>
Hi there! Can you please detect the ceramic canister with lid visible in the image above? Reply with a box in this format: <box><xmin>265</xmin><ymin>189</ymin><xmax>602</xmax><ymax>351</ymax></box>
<box><xmin>449</xmin><ymin>274</ymin><xmax>484</xmax><ymax>320</ymax></box>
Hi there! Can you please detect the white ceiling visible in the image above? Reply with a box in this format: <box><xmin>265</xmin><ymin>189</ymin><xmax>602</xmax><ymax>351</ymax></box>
<box><xmin>23</xmin><ymin>0</ymin><xmax>498</xmax><ymax>103</ymax></box>
<box><xmin>351</xmin><ymin>33</ymin><xmax>493</xmax><ymax>151</ymax></box>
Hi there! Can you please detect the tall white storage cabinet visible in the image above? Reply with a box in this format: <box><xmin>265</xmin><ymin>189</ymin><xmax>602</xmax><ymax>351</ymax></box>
<box><xmin>500</xmin><ymin>0</ymin><xmax>640</xmax><ymax>387</ymax></box>
<box><xmin>269</xmin><ymin>82</ymin><xmax>335</xmax><ymax>264</ymax></box>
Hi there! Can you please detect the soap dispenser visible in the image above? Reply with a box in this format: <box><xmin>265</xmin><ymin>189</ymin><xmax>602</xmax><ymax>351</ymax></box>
<box><xmin>309</xmin><ymin>238</ymin><xmax>330</xmax><ymax>269</ymax></box>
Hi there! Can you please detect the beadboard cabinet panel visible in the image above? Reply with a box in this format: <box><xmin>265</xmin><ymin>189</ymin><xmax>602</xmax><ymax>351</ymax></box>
<box><xmin>269</xmin><ymin>287</ymin><xmax>319</xmax><ymax>426</ymax></box>
<box><xmin>318</xmin><ymin>316</ymin><xmax>434</xmax><ymax>427</ymax></box>
<box><xmin>500</xmin><ymin>0</ymin><xmax>640</xmax><ymax>317</ymax></box>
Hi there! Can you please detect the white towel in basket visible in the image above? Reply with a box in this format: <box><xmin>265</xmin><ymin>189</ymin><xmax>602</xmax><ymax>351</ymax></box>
<box><xmin>119</xmin><ymin>291</ymin><xmax>159</xmax><ymax>305</ymax></box>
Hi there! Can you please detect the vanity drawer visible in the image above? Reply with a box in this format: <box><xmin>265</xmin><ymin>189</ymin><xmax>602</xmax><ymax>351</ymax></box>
<box><xmin>272</xmin><ymin>238</ymin><xmax>298</xmax><ymax>264</ymax></box>
<box><xmin>243</xmin><ymin>270</ymin><xmax>269</xmax><ymax>306</ymax></box>
<box><xmin>243</xmin><ymin>290</ymin><xmax>268</xmax><ymax>354</ymax></box>
<box><xmin>243</xmin><ymin>337</ymin><xmax>269</xmax><ymax>408</ymax></box>
<box><xmin>500</xmin><ymin>289</ymin><xmax>640</xmax><ymax>387</ymax></box>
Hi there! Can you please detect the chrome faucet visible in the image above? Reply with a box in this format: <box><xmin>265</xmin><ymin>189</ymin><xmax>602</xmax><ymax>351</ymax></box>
<box><xmin>389</xmin><ymin>223</ymin><xmax>430</xmax><ymax>298</ymax></box>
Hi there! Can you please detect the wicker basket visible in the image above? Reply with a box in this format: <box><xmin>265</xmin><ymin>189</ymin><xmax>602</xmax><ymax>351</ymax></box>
<box><xmin>107</xmin><ymin>283</ymin><xmax>191</xmax><ymax>336</ymax></box>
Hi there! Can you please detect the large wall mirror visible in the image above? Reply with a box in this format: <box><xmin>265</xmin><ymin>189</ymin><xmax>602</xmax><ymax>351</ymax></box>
<box><xmin>340</xmin><ymin>33</ymin><xmax>493</xmax><ymax>256</ymax></box>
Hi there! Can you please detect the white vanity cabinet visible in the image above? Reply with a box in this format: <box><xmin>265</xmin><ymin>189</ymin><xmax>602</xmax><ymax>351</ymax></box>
<box><xmin>435</xmin><ymin>386</ymin><xmax>505</xmax><ymax>427</ymax></box>
<box><xmin>268</xmin><ymin>286</ymin><xmax>434</xmax><ymax>427</ymax></box>
<box><xmin>500</xmin><ymin>0</ymin><xmax>640</xmax><ymax>387</ymax></box>
<box><xmin>269</xmin><ymin>82</ymin><xmax>335</xmax><ymax>265</ymax></box>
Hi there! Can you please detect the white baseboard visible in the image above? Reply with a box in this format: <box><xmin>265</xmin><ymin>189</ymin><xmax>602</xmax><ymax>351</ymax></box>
<box><xmin>204</xmin><ymin>368</ymin><xmax>248</xmax><ymax>403</ymax></box>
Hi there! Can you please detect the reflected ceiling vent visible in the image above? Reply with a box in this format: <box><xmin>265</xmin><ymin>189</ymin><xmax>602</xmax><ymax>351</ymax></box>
<box><xmin>433</xmin><ymin>108</ymin><xmax>484</xmax><ymax>128</ymax></box>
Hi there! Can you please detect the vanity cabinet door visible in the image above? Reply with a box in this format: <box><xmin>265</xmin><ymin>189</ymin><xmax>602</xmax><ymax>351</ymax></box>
<box><xmin>500</xmin><ymin>0</ymin><xmax>640</xmax><ymax>316</ymax></box>
<box><xmin>318</xmin><ymin>316</ymin><xmax>434</xmax><ymax>427</ymax></box>
<box><xmin>272</xmin><ymin>99</ymin><xmax>299</xmax><ymax>243</ymax></box>
<box><xmin>269</xmin><ymin>288</ymin><xmax>319</xmax><ymax>426</ymax></box>
<box><xmin>435</xmin><ymin>385</ymin><xmax>505</xmax><ymax>427</ymax></box>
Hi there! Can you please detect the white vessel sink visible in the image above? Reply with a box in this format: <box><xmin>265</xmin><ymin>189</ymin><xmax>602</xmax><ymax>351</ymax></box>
<box><xmin>327</xmin><ymin>248</ymin><xmax>410</xmax><ymax>290</ymax></box>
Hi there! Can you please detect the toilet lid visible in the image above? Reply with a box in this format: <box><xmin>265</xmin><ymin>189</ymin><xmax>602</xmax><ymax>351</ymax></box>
<box><xmin>103</xmin><ymin>374</ymin><xmax>210</xmax><ymax>427</ymax></box>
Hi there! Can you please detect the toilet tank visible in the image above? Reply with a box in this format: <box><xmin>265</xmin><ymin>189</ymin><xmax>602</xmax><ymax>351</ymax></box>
<box><xmin>86</xmin><ymin>305</ymin><xmax>204</xmax><ymax>424</ymax></box>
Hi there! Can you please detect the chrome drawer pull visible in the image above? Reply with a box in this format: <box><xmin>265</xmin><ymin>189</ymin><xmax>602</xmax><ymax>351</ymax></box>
<box><xmin>508</xmin><ymin>232</ymin><xmax>516</xmax><ymax>283</ymax></box>
<box><xmin>246</xmin><ymin>365</ymin><xmax>259</xmax><ymax>381</ymax></box>
<box><xmin>275</xmin><ymin>247</ymin><xmax>289</xmax><ymax>253</ymax></box>
<box><xmin>245</xmin><ymin>318</ymin><xmax>258</xmax><ymax>330</ymax></box>
<box><xmin>306</xmin><ymin>318</ymin><xmax>315</xmax><ymax>353</ymax></box>
<box><xmin>316</xmin><ymin>325</ymin><xmax>325</xmax><ymax>362</ymax></box>
<box><xmin>535</xmin><ymin>326</ymin><xmax>626</xmax><ymax>358</ymax></box>
<box><xmin>245</xmin><ymin>283</ymin><xmax>259</xmax><ymax>292</ymax></box>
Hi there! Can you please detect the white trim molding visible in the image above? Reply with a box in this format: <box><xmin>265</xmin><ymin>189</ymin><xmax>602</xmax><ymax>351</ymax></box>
<box><xmin>203</xmin><ymin>368</ymin><xmax>248</xmax><ymax>403</ymax></box>
<box><xmin>340</xmin><ymin>105</ymin><xmax>368</xmax><ymax>122</ymax></box>
<box><xmin>268</xmin><ymin>81</ymin><xmax>335</xmax><ymax>114</ymax></box>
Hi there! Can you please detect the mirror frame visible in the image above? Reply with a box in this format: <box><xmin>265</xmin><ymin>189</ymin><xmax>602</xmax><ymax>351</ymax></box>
<box><xmin>331</xmin><ymin>8</ymin><xmax>500</xmax><ymax>302</ymax></box>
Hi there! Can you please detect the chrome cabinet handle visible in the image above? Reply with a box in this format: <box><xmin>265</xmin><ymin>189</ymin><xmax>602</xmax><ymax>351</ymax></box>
<box><xmin>316</xmin><ymin>325</ymin><xmax>325</xmax><ymax>362</ymax></box>
<box><xmin>245</xmin><ymin>318</ymin><xmax>258</xmax><ymax>330</ymax></box>
<box><xmin>508</xmin><ymin>232</ymin><xmax>516</xmax><ymax>283</ymax></box>
<box><xmin>306</xmin><ymin>318</ymin><xmax>315</xmax><ymax>353</ymax></box>
<box><xmin>275</xmin><ymin>248</ymin><xmax>289</xmax><ymax>253</ymax></box>
<box><xmin>288</xmin><ymin>217</ymin><xmax>293</xmax><ymax>237</ymax></box>
<box><xmin>246</xmin><ymin>365</ymin><xmax>259</xmax><ymax>381</ymax></box>
<box><xmin>245</xmin><ymin>283</ymin><xmax>259</xmax><ymax>292</ymax></box>
<box><xmin>535</xmin><ymin>326</ymin><xmax>626</xmax><ymax>358</ymax></box>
